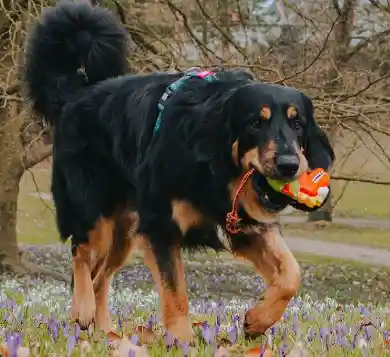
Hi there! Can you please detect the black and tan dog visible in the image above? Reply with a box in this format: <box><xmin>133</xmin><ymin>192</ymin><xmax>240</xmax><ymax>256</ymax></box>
<box><xmin>24</xmin><ymin>0</ymin><xmax>334</xmax><ymax>341</ymax></box>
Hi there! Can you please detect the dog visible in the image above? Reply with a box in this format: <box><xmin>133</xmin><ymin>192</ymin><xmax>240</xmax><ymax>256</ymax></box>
<box><xmin>24</xmin><ymin>0</ymin><xmax>335</xmax><ymax>341</ymax></box>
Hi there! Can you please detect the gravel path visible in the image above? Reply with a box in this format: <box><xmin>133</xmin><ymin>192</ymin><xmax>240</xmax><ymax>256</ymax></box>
<box><xmin>280</xmin><ymin>215</ymin><xmax>390</xmax><ymax>229</ymax></box>
<box><xmin>284</xmin><ymin>235</ymin><xmax>390</xmax><ymax>266</ymax></box>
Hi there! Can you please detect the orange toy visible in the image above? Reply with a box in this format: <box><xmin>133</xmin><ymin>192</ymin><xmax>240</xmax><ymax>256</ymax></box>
<box><xmin>267</xmin><ymin>168</ymin><xmax>330</xmax><ymax>208</ymax></box>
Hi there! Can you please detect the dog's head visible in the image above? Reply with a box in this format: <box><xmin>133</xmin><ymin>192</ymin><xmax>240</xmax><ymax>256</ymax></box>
<box><xmin>175</xmin><ymin>72</ymin><xmax>334</xmax><ymax>217</ymax></box>
<box><xmin>224</xmin><ymin>82</ymin><xmax>335</xmax><ymax>216</ymax></box>
<box><xmin>229</xmin><ymin>83</ymin><xmax>334</xmax><ymax>181</ymax></box>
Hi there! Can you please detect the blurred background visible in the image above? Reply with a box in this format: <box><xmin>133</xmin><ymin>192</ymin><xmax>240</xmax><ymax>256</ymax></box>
<box><xmin>0</xmin><ymin>0</ymin><xmax>390</xmax><ymax>276</ymax></box>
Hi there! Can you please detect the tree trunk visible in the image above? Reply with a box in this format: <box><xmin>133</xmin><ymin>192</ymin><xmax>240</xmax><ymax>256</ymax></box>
<box><xmin>0</xmin><ymin>171</ymin><xmax>24</xmax><ymax>268</ymax></box>
<box><xmin>0</xmin><ymin>110</ymin><xmax>67</xmax><ymax>281</ymax></box>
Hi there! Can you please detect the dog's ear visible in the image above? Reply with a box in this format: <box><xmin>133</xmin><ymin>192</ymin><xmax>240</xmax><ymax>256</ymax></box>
<box><xmin>302</xmin><ymin>95</ymin><xmax>335</xmax><ymax>170</ymax></box>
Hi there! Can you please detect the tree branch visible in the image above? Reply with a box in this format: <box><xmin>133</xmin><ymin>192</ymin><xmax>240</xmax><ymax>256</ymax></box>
<box><xmin>273</xmin><ymin>15</ymin><xmax>339</xmax><ymax>84</ymax></box>
<box><xmin>21</xmin><ymin>141</ymin><xmax>52</xmax><ymax>170</ymax></box>
<box><xmin>331</xmin><ymin>175</ymin><xmax>390</xmax><ymax>185</ymax></box>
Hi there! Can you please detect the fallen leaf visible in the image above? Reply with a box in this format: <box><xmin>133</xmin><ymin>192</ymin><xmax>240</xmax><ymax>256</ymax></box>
<box><xmin>192</xmin><ymin>321</ymin><xmax>205</xmax><ymax>327</ymax></box>
<box><xmin>214</xmin><ymin>346</ymin><xmax>230</xmax><ymax>357</ymax></box>
<box><xmin>245</xmin><ymin>344</ymin><xmax>274</xmax><ymax>357</ymax></box>
<box><xmin>133</xmin><ymin>325</ymin><xmax>158</xmax><ymax>344</ymax></box>
<box><xmin>107</xmin><ymin>331</ymin><xmax>122</xmax><ymax>342</ymax></box>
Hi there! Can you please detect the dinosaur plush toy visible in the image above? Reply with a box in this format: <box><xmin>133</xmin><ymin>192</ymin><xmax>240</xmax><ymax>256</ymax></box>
<box><xmin>267</xmin><ymin>168</ymin><xmax>330</xmax><ymax>209</ymax></box>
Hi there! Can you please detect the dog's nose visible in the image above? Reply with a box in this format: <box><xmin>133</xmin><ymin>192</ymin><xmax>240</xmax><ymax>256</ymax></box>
<box><xmin>275</xmin><ymin>154</ymin><xmax>299</xmax><ymax>178</ymax></box>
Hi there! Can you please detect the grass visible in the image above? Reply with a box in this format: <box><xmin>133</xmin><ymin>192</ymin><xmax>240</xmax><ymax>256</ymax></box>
<box><xmin>183</xmin><ymin>250</ymin><xmax>390</xmax><ymax>305</ymax></box>
<box><xmin>17</xmin><ymin>168</ymin><xmax>60</xmax><ymax>245</ymax></box>
<box><xmin>331</xmin><ymin>181</ymin><xmax>390</xmax><ymax>219</ymax></box>
<box><xmin>0</xmin><ymin>304</ymin><xmax>389</xmax><ymax>356</ymax></box>
<box><xmin>283</xmin><ymin>223</ymin><xmax>390</xmax><ymax>251</ymax></box>
<box><xmin>1</xmin><ymin>250</ymin><xmax>390</xmax><ymax>356</ymax></box>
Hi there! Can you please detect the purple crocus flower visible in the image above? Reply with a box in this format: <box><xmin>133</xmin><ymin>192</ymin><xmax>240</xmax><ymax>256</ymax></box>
<box><xmin>292</xmin><ymin>312</ymin><xmax>298</xmax><ymax>335</ymax></box>
<box><xmin>212</xmin><ymin>342</ymin><xmax>217</xmax><ymax>355</ymax></box>
<box><xmin>6</xmin><ymin>332</ymin><xmax>21</xmax><ymax>357</ymax></box>
<box><xmin>74</xmin><ymin>324</ymin><xmax>80</xmax><ymax>341</ymax></box>
<box><xmin>179</xmin><ymin>341</ymin><xmax>190</xmax><ymax>356</ymax></box>
<box><xmin>130</xmin><ymin>334</ymin><xmax>139</xmax><ymax>345</ymax></box>
<box><xmin>325</xmin><ymin>332</ymin><xmax>331</xmax><ymax>350</ymax></box>
<box><xmin>282</xmin><ymin>327</ymin><xmax>287</xmax><ymax>342</ymax></box>
<box><xmin>202</xmin><ymin>324</ymin><xmax>215</xmax><ymax>345</ymax></box>
<box><xmin>229</xmin><ymin>326</ymin><xmax>237</xmax><ymax>345</ymax></box>
<box><xmin>364</xmin><ymin>326</ymin><xmax>372</xmax><ymax>341</ymax></box>
<box><xmin>351</xmin><ymin>332</ymin><xmax>358</xmax><ymax>350</ymax></box>
<box><xmin>384</xmin><ymin>330</ymin><xmax>389</xmax><ymax>340</ymax></box>
<box><xmin>67</xmin><ymin>335</ymin><xmax>77</xmax><ymax>356</ymax></box>
<box><xmin>128</xmin><ymin>348</ymin><xmax>136</xmax><ymax>357</ymax></box>
<box><xmin>165</xmin><ymin>332</ymin><xmax>173</xmax><ymax>348</ymax></box>
<box><xmin>213</xmin><ymin>322</ymin><xmax>220</xmax><ymax>335</ymax></box>
<box><xmin>278</xmin><ymin>343</ymin><xmax>288</xmax><ymax>357</ymax></box>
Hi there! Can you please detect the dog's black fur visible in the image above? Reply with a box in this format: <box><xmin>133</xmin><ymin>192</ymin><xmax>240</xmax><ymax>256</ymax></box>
<box><xmin>24</xmin><ymin>1</ymin><xmax>334</xmax><ymax>287</ymax></box>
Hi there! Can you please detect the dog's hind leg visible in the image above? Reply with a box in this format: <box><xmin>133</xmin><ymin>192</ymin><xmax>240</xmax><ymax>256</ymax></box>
<box><xmin>143</xmin><ymin>241</ymin><xmax>192</xmax><ymax>342</ymax></box>
<box><xmin>231</xmin><ymin>224</ymin><xmax>301</xmax><ymax>338</ymax></box>
<box><xmin>92</xmin><ymin>210</ymin><xmax>140</xmax><ymax>333</ymax></box>
<box><xmin>137</xmin><ymin>205</ymin><xmax>192</xmax><ymax>343</ymax></box>
<box><xmin>70</xmin><ymin>217</ymin><xmax>115</xmax><ymax>329</ymax></box>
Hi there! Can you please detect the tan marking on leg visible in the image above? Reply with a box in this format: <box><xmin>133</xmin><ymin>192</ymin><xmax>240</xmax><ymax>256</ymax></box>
<box><xmin>171</xmin><ymin>200</ymin><xmax>205</xmax><ymax>234</ymax></box>
<box><xmin>94</xmin><ymin>211</ymin><xmax>140</xmax><ymax>332</ymax></box>
<box><xmin>94</xmin><ymin>274</ymin><xmax>114</xmax><ymax>332</ymax></box>
<box><xmin>143</xmin><ymin>242</ymin><xmax>192</xmax><ymax>342</ymax></box>
<box><xmin>233</xmin><ymin>225</ymin><xmax>301</xmax><ymax>337</ymax></box>
<box><xmin>70</xmin><ymin>217</ymin><xmax>115</xmax><ymax>328</ymax></box>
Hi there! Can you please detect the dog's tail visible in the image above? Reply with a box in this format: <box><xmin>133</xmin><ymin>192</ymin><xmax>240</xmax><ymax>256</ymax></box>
<box><xmin>24</xmin><ymin>0</ymin><xmax>128</xmax><ymax>126</ymax></box>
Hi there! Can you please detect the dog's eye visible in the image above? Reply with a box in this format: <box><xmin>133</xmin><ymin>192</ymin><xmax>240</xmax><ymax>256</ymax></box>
<box><xmin>293</xmin><ymin>119</ymin><xmax>303</xmax><ymax>132</ymax></box>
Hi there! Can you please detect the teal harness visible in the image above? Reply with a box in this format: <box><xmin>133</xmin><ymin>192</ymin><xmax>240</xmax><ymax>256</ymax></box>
<box><xmin>153</xmin><ymin>67</ymin><xmax>217</xmax><ymax>135</ymax></box>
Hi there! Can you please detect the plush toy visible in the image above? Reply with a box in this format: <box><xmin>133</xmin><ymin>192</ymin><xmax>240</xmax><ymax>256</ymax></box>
<box><xmin>267</xmin><ymin>168</ymin><xmax>330</xmax><ymax>209</ymax></box>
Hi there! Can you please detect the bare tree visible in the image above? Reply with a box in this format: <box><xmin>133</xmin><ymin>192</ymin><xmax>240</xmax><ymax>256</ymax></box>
<box><xmin>0</xmin><ymin>0</ymin><xmax>67</xmax><ymax>280</ymax></box>
<box><xmin>2</xmin><ymin>0</ymin><xmax>389</xmax><ymax>269</ymax></box>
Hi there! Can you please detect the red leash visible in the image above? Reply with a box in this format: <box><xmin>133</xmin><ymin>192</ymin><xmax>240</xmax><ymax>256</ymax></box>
<box><xmin>225</xmin><ymin>168</ymin><xmax>255</xmax><ymax>234</ymax></box>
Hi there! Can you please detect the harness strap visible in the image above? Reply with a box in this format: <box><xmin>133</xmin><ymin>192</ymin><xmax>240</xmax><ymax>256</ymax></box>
<box><xmin>153</xmin><ymin>68</ymin><xmax>216</xmax><ymax>135</ymax></box>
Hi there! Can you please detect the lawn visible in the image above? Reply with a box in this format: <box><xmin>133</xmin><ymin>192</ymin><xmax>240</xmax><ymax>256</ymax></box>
<box><xmin>331</xmin><ymin>181</ymin><xmax>390</xmax><ymax>219</ymax></box>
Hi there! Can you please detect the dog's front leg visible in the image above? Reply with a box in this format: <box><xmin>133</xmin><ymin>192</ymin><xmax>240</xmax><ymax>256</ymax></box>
<box><xmin>232</xmin><ymin>224</ymin><xmax>301</xmax><ymax>338</ymax></box>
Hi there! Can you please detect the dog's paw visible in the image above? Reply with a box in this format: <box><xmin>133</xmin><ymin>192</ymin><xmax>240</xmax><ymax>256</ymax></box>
<box><xmin>243</xmin><ymin>308</ymin><xmax>267</xmax><ymax>339</ymax></box>
<box><xmin>166</xmin><ymin>316</ymin><xmax>194</xmax><ymax>343</ymax></box>
<box><xmin>70</xmin><ymin>291</ymin><xmax>96</xmax><ymax>329</ymax></box>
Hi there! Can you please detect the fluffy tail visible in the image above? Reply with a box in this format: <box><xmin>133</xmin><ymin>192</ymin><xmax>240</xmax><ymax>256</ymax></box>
<box><xmin>24</xmin><ymin>0</ymin><xmax>128</xmax><ymax>125</ymax></box>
